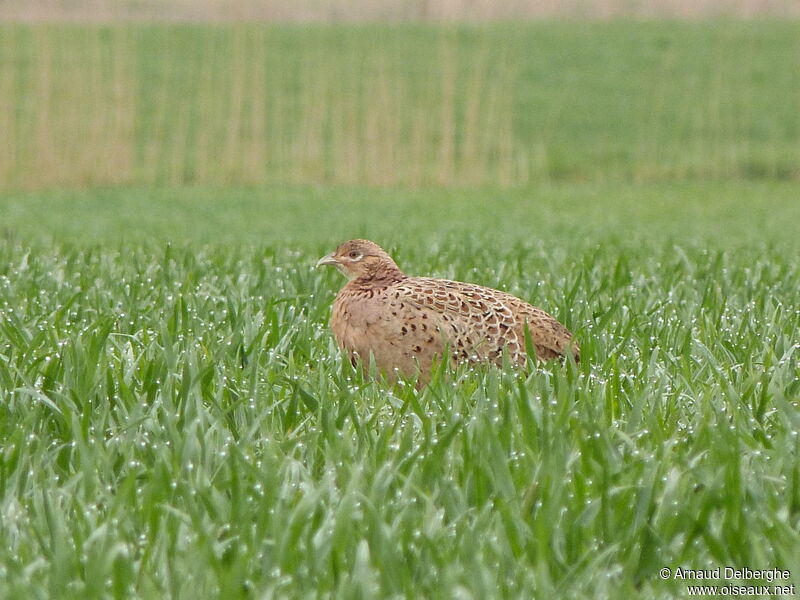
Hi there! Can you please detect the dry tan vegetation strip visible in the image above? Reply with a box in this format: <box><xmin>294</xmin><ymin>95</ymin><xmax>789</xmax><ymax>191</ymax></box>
<box><xmin>1</xmin><ymin>0</ymin><xmax>798</xmax><ymax>22</ymax></box>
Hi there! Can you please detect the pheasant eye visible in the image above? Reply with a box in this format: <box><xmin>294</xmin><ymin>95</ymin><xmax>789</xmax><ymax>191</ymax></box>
<box><xmin>348</xmin><ymin>251</ymin><xmax>361</xmax><ymax>259</ymax></box>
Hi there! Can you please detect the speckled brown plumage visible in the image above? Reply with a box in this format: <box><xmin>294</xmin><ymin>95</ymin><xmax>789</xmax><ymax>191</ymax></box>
<box><xmin>317</xmin><ymin>239</ymin><xmax>579</xmax><ymax>384</ymax></box>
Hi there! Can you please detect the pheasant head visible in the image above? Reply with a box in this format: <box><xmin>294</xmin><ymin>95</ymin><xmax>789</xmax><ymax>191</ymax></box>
<box><xmin>316</xmin><ymin>239</ymin><xmax>404</xmax><ymax>282</ymax></box>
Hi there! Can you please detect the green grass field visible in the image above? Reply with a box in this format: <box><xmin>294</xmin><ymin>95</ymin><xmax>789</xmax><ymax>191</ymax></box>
<box><xmin>1</xmin><ymin>19</ymin><xmax>800</xmax><ymax>600</ymax></box>
<box><xmin>1</xmin><ymin>183</ymin><xmax>799</xmax><ymax>598</ymax></box>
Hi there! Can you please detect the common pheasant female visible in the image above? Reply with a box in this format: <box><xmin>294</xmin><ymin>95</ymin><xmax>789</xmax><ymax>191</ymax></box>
<box><xmin>317</xmin><ymin>239</ymin><xmax>579</xmax><ymax>383</ymax></box>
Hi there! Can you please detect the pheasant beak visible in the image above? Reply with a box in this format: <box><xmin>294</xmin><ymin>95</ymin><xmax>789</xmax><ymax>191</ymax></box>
<box><xmin>316</xmin><ymin>253</ymin><xmax>340</xmax><ymax>268</ymax></box>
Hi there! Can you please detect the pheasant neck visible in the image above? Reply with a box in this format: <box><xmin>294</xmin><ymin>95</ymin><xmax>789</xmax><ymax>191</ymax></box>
<box><xmin>353</xmin><ymin>263</ymin><xmax>406</xmax><ymax>289</ymax></box>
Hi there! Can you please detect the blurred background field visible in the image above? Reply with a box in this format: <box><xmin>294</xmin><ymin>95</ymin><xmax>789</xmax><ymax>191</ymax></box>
<box><xmin>1</xmin><ymin>22</ymin><xmax>799</xmax><ymax>190</ymax></box>
<box><xmin>1</xmin><ymin>182</ymin><xmax>798</xmax><ymax>248</ymax></box>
